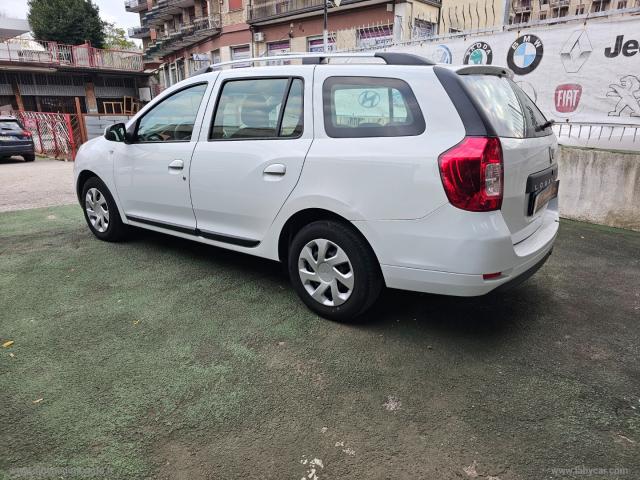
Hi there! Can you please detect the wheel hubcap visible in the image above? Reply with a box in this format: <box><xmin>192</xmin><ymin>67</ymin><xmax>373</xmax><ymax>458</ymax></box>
<box><xmin>298</xmin><ymin>238</ymin><xmax>354</xmax><ymax>307</ymax></box>
<box><xmin>85</xmin><ymin>187</ymin><xmax>109</xmax><ymax>233</ymax></box>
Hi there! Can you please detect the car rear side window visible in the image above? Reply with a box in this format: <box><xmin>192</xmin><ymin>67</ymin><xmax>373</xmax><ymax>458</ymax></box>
<box><xmin>459</xmin><ymin>75</ymin><xmax>525</xmax><ymax>138</ymax></box>
<box><xmin>510</xmin><ymin>80</ymin><xmax>553</xmax><ymax>137</ymax></box>
<box><xmin>323</xmin><ymin>77</ymin><xmax>425</xmax><ymax>138</ymax></box>
<box><xmin>459</xmin><ymin>74</ymin><xmax>553</xmax><ymax>138</ymax></box>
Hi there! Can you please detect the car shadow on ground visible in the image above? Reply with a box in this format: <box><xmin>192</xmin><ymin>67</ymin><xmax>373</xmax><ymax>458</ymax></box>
<box><xmin>128</xmin><ymin>226</ymin><xmax>543</xmax><ymax>340</ymax></box>
<box><xmin>0</xmin><ymin>156</ymin><xmax>29</xmax><ymax>164</ymax></box>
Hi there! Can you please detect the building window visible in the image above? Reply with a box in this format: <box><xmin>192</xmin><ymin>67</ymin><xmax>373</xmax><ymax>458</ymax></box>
<box><xmin>412</xmin><ymin>19</ymin><xmax>436</xmax><ymax>39</ymax></box>
<box><xmin>593</xmin><ymin>0</ymin><xmax>610</xmax><ymax>12</ymax></box>
<box><xmin>575</xmin><ymin>5</ymin><xmax>585</xmax><ymax>14</ymax></box>
<box><xmin>211</xmin><ymin>49</ymin><xmax>221</xmax><ymax>65</ymax></box>
<box><xmin>617</xmin><ymin>0</ymin><xmax>627</xmax><ymax>8</ymax></box>
<box><xmin>539</xmin><ymin>12</ymin><xmax>548</xmax><ymax>19</ymax></box>
<box><xmin>307</xmin><ymin>36</ymin><xmax>335</xmax><ymax>53</ymax></box>
<box><xmin>356</xmin><ymin>25</ymin><xmax>393</xmax><ymax>49</ymax></box>
<box><xmin>558</xmin><ymin>6</ymin><xmax>568</xmax><ymax>16</ymax></box>
<box><xmin>267</xmin><ymin>40</ymin><xmax>290</xmax><ymax>56</ymax></box>
<box><xmin>231</xmin><ymin>44</ymin><xmax>251</xmax><ymax>68</ymax></box>
<box><xmin>228</xmin><ymin>0</ymin><xmax>243</xmax><ymax>11</ymax></box>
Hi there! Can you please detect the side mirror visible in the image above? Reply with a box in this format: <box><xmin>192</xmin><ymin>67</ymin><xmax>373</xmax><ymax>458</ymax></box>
<box><xmin>104</xmin><ymin>123</ymin><xmax>128</xmax><ymax>142</ymax></box>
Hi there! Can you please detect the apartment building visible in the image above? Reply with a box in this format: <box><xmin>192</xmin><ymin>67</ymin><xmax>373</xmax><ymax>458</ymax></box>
<box><xmin>507</xmin><ymin>0</ymin><xmax>638</xmax><ymax>23</ymax></box>
<box><xmin>128</xmin><ymin>0</ymin><xmax>442</xmax><ymax>88</ymax></box>
<box><xmin>438</xmin><ymin>0</ymin><xmax>639</xmax><ymax>31</ymax></box>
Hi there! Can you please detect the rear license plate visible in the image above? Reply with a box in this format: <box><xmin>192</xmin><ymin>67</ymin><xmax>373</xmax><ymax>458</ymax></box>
<box><xmin>528</xmin><ymin>180</ymin><xmax>559</xmax><ymax>215</ymax></box>
<box><xmin>0</xmin><ymin>135</ymin><xmax>14</xmax><ymax>141</ymax></box>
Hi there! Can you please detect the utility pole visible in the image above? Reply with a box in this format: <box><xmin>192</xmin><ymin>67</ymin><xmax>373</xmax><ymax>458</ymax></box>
<box><xmin>323</xmin><ymin>0</ymin><xmax>329</xmax><ymax>52</ymax></box>
<box><xmin>323</xmin><ymin>0</ymin><xmax>341</xmax><ymax>52</ymax></box>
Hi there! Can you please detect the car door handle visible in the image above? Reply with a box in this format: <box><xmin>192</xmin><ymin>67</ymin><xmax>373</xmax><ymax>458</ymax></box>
<box><xmin>263</xmin><ymin>164</ymin><xmax>286</xmax><ymax>176</ymax></box>
<box><xmin>168</xmin><ymin>159</ymin><xmax>184</xmax><ymax>170</ymax></box>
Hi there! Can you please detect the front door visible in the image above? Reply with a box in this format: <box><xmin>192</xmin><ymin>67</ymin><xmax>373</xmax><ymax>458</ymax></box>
<box><xmin>189</xmin><ymin>68</ymin><xmax>312</xmax><ymax>245</ymax></box>
<box><xmin>113</xmin><ymin>81</ymin><xmax>211</xmax><ymax>229</ymax></box>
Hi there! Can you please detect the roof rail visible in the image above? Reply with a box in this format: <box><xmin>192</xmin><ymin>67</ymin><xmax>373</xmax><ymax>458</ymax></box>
<box><xmin>193</xmin><ymin>51</ymin><xmax>435</xmax><ymax>75</ymax></box>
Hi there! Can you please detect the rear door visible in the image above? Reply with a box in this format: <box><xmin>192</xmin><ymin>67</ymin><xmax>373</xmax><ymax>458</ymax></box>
<box><xmin>459</xmin><ymin>73</ymin><xmax>557</xmax><ymax>244</ymax></box>
<box><xmin>189</xmin><ymin>67</ymin><xmax>312</xmax><ymax>245</ymax></box>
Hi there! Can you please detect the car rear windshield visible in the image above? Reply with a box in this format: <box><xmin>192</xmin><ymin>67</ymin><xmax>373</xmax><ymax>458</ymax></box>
<box><xmin>459</xmin><ymin>74</ymin><xmax>552</xmax><ymax>138</ymax></box>
<box><xmin>0</xmin><ymin>120</ymin><xmax>22</xmax><ymax>132</ymax></box>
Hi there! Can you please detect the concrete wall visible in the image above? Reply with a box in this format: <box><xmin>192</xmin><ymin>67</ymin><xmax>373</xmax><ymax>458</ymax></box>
<box><xmin>558</xmin><ymin>146</ymin><xmax>640</xmax><ymax>232</ymax></box>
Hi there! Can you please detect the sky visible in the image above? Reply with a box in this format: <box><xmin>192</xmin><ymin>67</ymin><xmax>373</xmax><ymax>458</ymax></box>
<box><xmin>2</xmin><ymin>0</ymin><xmax>143</xmax><ymax>44</ymax></box>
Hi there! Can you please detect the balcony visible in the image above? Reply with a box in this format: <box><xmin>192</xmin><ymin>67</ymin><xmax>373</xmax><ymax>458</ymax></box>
<box><xmin>0</xmin><ymin>38</ymin><xmax>144</xmax><ymax>72</ymax></box>
<box><xmin>125</xmin><ymin>0</ymin><xmax>148</xmax><ymax>12</ymax></box>
<box><xmin>248</xmin><ymin>0</ymin><xmax>419</xmax><ymax>23</ymax></box>
<box><xmin>144</xmin><ymin>15</ymin><xmax>220</xmax><ymax>58</ymax></box>
<box><xmin>550</xmin><ymin>0</ymin><xmax>570</xmax><ymax>5</ymax></box>
<box><xmin>143</xmin><ymin>0</ymin><xmax>195</xmax><ymax>27</ymax></box>
<box><xmin>513</xmin><ymin>0</ymin><xmax>532</xmax><ymax>11</ymax></box>
<box><xmin>128</xmin><ymin>26</ymin><xmax>151</xmax><ymax>38</ymax></box>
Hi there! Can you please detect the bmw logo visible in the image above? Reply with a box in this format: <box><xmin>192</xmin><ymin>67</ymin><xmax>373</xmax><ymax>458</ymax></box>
<box><xmin>507</xmin><ymin>34</ymin><xmax>544</xmax><ymax>75</ymax></box>
<box><xmin>463</xmin><ymin>41</ymin><xmax>493</xmax><ymax>65</ymax></box>
<box><xmin>431</xmin><ymin>45</ymin><xmax>452</xmax><ymax>64</ymax></box>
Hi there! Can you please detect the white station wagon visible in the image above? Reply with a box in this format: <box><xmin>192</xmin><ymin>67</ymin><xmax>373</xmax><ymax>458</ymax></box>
<box><xmin>74</xmin><ymin>52</ymin><xmax>559</xmax><ymax>321</ymax></box>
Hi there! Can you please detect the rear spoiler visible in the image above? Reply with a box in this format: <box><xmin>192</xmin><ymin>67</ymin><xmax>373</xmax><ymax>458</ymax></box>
<box><xmin>452</xmin><ymin>65</ymin><xmax>514</xmax><ymax>79</ymax></box>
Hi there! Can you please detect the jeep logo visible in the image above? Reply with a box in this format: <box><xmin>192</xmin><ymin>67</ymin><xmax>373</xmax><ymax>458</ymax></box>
<box><xmin>555</xmin><ymin>84</ymin><xmax>582</xmax><ymax>113</ymax></box>
<box><xmin>604</xmin><ymin>35</ymin><xmax>640</xmax><ymax>58</ymax></box>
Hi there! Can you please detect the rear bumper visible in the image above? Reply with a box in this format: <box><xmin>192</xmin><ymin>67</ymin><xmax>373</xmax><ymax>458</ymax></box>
<box><xmin>354</xmin><ymin>201</ymin><xmax>559</xmax><ymax>297</ymax></box>
<box><xmin>0</xmin><ymin>143</ymin><xmax>34</xmax><ymax>156</ymax></box>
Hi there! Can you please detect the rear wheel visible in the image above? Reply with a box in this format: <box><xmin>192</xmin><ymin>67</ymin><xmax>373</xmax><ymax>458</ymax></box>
<box><xmin>23</xmin><ymin>154</ymin><xmax>35</xmax><ymax>162</ymax></box>
<box><xmin>81</xmin><ymin>177</ymin><xmax>128</xmax><ymax>242</ymax></box>
<box><xmin>288</xmin><ymin>220</ymin><xmax>382</xmax><ymax>322</ymax></box>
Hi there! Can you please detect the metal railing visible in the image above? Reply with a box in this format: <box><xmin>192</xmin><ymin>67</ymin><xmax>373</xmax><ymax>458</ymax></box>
<box><xmin>246</xmin><ymin>0</ymin><xmax>429</xmax><ymax>22</ymax></box>
<box><xmin>146</xmin><ymin>15</ymin><xmax>220</xmax><ymax>57</ymax></box>
<box><xmin>553</xmin><ymin>121</ymin><xmax>640</xmax><ymax>151</ymax></box>
<box><xmin>128</xmin><ymin>26</ymin><xmax>151</xmax><ymax>38</ymax></box>
<box><xmin>0</xmin><ymin>38</ymin><xmax>143</xmax><ymax>72</ymax></box>
<box><xmin>15</xmin><ymin>111</ymin><xmax>81</xmax><ymax>161</ymax></box>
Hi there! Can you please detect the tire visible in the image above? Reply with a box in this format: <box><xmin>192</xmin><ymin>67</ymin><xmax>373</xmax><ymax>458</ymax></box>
<box><xmin>80</xmin><ymin>177</ymin><xmax>128</xmax><ymax>242</ymax></box>
<box><xmin>23</xmin><ymin>154</ymin><xmax>35</xmax><ymax>162</ymax></box>
<box><xmin>288</xmin><ymin>220</ymin><xmax>383</xmax><ymax>322</ymax></box>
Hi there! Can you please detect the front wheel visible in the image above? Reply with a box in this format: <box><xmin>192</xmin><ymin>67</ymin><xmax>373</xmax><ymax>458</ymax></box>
<box><xmin>288</xmin><ymin>220</ymin><xmax>383</xmax><ymax>322</ymax></box>
<box><xmin>81</xmin><ymin>177</ymin><xmax>128</xmax><ymax>242</ymax></box>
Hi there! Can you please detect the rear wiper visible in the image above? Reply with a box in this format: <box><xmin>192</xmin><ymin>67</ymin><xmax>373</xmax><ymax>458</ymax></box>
<box><xmin>536</xmin><ymin>119</ymin><xmax>555</xmax><ymax>132</ymax></box>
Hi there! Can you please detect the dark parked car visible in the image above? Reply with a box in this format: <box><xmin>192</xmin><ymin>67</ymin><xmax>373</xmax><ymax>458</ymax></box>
<box><xmin>0</xmin><ymin>115</ymin><xmax>35</xmax><ymax>162</ymax></box>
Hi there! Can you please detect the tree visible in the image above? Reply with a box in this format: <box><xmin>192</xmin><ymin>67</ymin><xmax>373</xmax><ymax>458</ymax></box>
<box><xmin>28</xmin><ymin>0</ymin><xmax>105</xmax><ymax>48</ymax></box>
<box><xmin>103</xmin><ymin>22</ymin><xmax>139</xmax><ymax>51</ymax></box>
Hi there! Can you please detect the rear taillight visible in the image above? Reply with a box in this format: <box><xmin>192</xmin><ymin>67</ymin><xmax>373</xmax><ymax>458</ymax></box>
<box><xmin>437</xmin><ymin>136</ymin><xmax>503</xmax><ymax>212</ymax></box>
<box><xmin>22</xmin><ymin>130</ymin><xmax>32</xmax><ymax>138</ymax></box>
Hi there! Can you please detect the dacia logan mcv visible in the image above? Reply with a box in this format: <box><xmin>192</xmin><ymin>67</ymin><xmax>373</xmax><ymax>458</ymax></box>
<box><xmin>74</xmin><ymin>53</ymin><xmax>559</xmax><ymax>321</ymax></box>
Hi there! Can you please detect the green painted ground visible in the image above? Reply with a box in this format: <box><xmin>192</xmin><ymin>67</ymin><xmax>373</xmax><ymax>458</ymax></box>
<box><xmin>1</xmin><ymin>205</ymin><xmax>639</xmax><ymax>479</ymax></box>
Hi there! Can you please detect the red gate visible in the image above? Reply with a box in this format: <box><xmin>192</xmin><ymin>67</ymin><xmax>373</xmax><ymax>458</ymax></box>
<box><xmin>15</xmin><ymin>111</ymin><xmax>83</xmax><ymax>161</ymax></box>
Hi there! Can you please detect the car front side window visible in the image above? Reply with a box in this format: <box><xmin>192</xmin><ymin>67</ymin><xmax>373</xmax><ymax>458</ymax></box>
<box><xmin>136</xmin><ymin>83</ymin><xmax>207</xmax><ymax>143</ymax></box>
